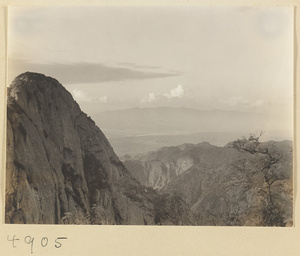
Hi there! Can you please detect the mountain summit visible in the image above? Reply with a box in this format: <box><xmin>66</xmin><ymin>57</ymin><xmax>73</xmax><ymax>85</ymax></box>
<box><xmin>5</xmin><ymin>72</ymin><xmax>194</xmax><ymax>225</ymax></box>
<box><xmin>5</xmin><ymin>72</ymin><xmax>292</xmax><ymax>226</ymax></box>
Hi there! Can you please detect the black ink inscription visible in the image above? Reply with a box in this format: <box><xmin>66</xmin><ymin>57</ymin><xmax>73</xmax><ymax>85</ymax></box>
<box><xmin>7</xmin><ymin>235</ymin><xmax>68</xmax><ymax>253</ymax></box>
<box><xmin>55</xmin><ymin>237</ymin><xmax>67</xmax><ymax>249</ymax></box>
<box><xmin>41</xmin><ymin>237</ymin><xmax>48</xmax><ymax>247</ymax></box>
<box><xmin>24</xmin><ymin>236</ymin><xmax>34</xmax><ymax>254</ymax></box>
<box><xmin>7</xmin><ymin>235</ymin><xmax>20</xmax><ymax>248</ymax></box>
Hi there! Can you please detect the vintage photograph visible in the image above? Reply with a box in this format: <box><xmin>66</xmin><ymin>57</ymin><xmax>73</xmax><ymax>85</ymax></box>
<box><xmin>5</xmin><ymin>6</ymin><xmax>293</xmax><ymax>226</ymax></box>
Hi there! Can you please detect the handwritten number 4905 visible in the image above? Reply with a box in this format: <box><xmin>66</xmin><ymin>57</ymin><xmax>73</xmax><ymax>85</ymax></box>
<box><xmin>7</xmin><ymin>235</ymin><xmax>67</xmax><ymax>254</ymax></box>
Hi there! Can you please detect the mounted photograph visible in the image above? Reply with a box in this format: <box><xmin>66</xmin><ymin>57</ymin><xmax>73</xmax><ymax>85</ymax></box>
<box><xmin>5</xmin><ymin>6</ymin><xmax>294</xmax><ymax>226</ymax></box>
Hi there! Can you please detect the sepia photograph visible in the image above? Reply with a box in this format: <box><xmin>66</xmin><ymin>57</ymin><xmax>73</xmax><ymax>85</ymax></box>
<box><xmin>5</xmin><ymin>6</ymin><xmax>293</xmax><ymax>227</ymax></box>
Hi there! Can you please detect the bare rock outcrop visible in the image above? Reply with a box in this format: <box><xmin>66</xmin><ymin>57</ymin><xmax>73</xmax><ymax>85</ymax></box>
<box><xmin>5</xmin><ymin>72</ymin><xmax>194</xmax><ymax>225</ymax></box>
<box><xmin>124</xmin><ymin>141</ymin><xmax>293</xmax><ymax>226</ymax></box>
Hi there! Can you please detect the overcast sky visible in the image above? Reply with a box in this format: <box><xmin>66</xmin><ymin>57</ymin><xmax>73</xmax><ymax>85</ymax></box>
<box><xmin>8</xmin><ymin>6</ymin><xmax>293</xmax><ymax>118</ymax></box>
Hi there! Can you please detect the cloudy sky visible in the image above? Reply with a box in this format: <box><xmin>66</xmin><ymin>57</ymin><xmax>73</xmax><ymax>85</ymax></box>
<box><xmin>8</xmin><ymin>6</ymin><xmax>293</xmax><ymax>117</ymax></box>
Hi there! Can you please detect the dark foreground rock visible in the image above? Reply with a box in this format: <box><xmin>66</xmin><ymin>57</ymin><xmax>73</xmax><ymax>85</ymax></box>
<box><xmin>5</xmin><ymin>72</ymin><xmax>194</xmax><ymax>225</ymax></box>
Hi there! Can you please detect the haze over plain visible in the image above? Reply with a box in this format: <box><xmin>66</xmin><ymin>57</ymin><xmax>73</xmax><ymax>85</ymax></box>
<box><xmin>8</xmin><ymin>6</ymin><xmax>294</xmax><ymax>154</ymax></box>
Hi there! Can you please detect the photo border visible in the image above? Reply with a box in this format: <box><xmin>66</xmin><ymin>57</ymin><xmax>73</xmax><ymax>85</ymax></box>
<box><xmin>0</xmin><ymin>1</ymin><xmax>299</xmax><ymax>255</ymax></box>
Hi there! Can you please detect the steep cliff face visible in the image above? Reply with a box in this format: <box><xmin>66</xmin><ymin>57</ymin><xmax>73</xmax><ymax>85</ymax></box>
<box><xmin>123</xmin><ymin>142</ymin><xmax>240</xmax><ymax>190</ymax></box>
<box><xmin>124</xmin><ymin>141</ymin><xmax>293</xmax><ymax>226</ymax></box>
<box><xmin>5</xmin><ymin>72</ymin><xmax>194</xmax><ymax>225</ymax></box>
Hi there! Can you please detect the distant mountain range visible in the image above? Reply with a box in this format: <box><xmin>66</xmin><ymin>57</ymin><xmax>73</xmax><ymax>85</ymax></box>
<box><xmin>94</xmin><ymin>106</ymin><xmax>291</xmax><ymax>136</ymax></box>
<box><xmin>93</xmin><ymin>107</ymin><xmax>292</xmax><ymax>156</ymax></box>
<box><xmin>124</xmin><ymin>141</ymin><xmax>293</xmax><ymax>226</ymax></box>
<box><xmin>93</xmin><ymin>107</ymin><xmax>292</xmax><ymax>157</ymax></box>
<box><xmin>6</xmin><ymin>72</ymin><xmax>293</xmax><ymax>226</ymax></box>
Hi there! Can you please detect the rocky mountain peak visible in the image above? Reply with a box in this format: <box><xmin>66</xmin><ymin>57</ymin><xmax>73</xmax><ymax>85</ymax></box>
<box><xmin>8</xmin><ymin>72</ymin><xmax>80</xmax><ymax>119</ymax></box>
<box><xmin>6</xmin><ymin>72</ymin><xmax>194</xmax><ymax>225</ymax></box>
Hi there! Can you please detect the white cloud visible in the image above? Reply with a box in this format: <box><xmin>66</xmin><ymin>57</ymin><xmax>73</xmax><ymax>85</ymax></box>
<box><xmin>140</xmin><ymin>85</ymin><xmax>193</xmax><ymax>104</ymax></box>
<box><xmin>163</xmin><ymin>85</ymin><xmax>185</xmax><ymax>99</ymax></box>
<box><xmin>140</xmin><ymin>92</ymin><xmax>158</xmax><ymax>103</ymax></box>
<box><xmin>72</xmin><ymin>89</ymin><xmax>92</xmax><ymax>102</ymax></box>
<box><xmin>99</xmin><ymin>95</ymin><xmax>108</xmax><ymax>103</ymax></box>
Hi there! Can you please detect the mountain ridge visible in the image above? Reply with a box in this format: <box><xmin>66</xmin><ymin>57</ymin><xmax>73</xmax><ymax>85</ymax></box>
<box><xmin>5</xmin><ymin>72</ymin><xmax>293</xmax><ymax>226</ymax></box>
<box><xmin>98</xmin><ymin>106</ymin><xmax>266</xmax><ymax>115</ymax></box>
<box><xmin>5</xmin><ymin>72</ymin><xmax>194</xmax><ymax>225</ymax></box>
<box><xmin>124</xmin><ymin>140</ymin><xmax>293</xmax><ymax>226</ymax></box>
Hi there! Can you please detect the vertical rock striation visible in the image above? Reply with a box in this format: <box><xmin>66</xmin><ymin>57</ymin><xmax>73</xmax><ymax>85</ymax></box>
<box><xmin>5</xmin><ymin>72</ymin><xmax>194</xmax><ymax>225</ymax></box>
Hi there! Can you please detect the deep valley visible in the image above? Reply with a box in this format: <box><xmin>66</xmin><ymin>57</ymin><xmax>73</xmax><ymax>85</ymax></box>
<box><xmin>5</xmin><ymin>72</ymin><xmax>293</xmax><ymax>226</ymax></box>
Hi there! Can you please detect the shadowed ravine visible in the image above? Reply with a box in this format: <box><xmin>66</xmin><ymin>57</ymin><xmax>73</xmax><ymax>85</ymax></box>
<box><xmin>5</xmin><ymin>72</ymin><xmax>293</xmax><ymax>226</ymax></box>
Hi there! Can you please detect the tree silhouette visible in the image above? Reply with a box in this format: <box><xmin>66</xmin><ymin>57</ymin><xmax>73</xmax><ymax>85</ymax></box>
<box><xmin>231</xmin><ymin>131</ymin><xmax>286</xmax><ymax>226</ymax></box>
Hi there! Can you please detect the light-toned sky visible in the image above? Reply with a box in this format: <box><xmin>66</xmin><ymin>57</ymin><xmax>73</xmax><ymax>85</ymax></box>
<box><xmin>8</xmin><ymin>6</ymin><xmax>293</xmax><ymax>117</ymax></box>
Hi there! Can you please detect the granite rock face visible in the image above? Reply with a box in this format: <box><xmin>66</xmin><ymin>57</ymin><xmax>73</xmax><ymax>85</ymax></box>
<box><xmin>5</xmin><ymin>72</ymin><xmax>194</xmax><ymax>225</ymax></box>
<box><xmin>124</xmin><ymin>141</ymin><xmax>293</xmax><ymax>226</ymax></box>
<box><xmin>123</xmin><ymin>142</ymin><xmax>236</xmax><ymax>190</ymax></box>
